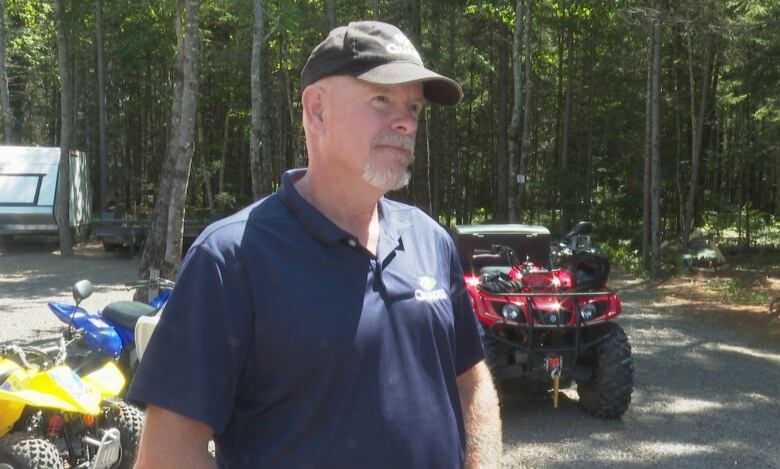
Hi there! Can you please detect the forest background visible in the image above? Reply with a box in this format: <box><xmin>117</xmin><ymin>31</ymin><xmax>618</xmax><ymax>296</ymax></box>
<box><xmin>0</xmin><ymin>0</ymin><xmax>778</xmax><ymax>278</ymax></box>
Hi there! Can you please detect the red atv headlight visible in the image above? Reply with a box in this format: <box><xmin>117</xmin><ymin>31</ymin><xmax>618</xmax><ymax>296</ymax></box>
<box><xmin>578</xmin><ymin>300</ymin><xmax>608</xmax><ymax>321</ymax></box>
<box><xmin>500</xmin><ymin>303</ymin><xmax>521</xmax><ymax>320</ymax></box>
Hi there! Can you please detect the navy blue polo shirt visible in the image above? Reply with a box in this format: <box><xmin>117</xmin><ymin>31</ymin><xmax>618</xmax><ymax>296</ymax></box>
<box><xmin>128</xmin><ymin>169</ymin><xmax>484</xmax><ymax>469</ymax></box>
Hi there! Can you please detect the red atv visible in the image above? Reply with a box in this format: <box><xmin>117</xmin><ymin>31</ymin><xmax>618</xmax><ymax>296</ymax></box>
<box><xmin>453</xmin><ymin>222</ymin><xmax>633</xmax><ymax>419</ymax></box>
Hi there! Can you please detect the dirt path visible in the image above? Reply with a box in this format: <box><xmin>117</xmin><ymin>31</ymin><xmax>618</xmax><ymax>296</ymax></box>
<box><xmin>2</xmin><ymin>240</ymin><xmax>780</xmax><ymax>467</ymax></box>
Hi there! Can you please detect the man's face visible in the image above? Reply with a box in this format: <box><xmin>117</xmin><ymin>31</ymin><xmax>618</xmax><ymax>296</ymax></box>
<box><xmin>320</xmin><ymin>77</ymin><xmax>426</xmax><ymax>192</ymax></box>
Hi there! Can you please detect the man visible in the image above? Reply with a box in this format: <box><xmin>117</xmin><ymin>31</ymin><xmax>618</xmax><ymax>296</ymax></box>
<box><xmin>130</xmin><ymin>21</ymin><xmax>501</xmax><ymax>469</ymax></box>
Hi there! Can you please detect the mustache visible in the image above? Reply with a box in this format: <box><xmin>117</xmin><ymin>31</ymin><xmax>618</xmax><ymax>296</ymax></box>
<box><xmin>371</xmin><ymin>133</ymin><xmax>415</xmax><ymax>154</ymax></box>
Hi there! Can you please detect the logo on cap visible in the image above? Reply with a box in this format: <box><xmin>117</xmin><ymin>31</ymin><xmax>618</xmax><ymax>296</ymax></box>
<box><xmin>386</xmin><ymin>33</ymin><xmax>422</xmax><ymax>61</ymax></box>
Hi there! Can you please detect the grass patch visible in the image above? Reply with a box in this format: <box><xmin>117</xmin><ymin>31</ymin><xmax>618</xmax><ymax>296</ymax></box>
<box><xmin>701</xmin><ymin>277</ymin><xmax>770</xmax><ymax>305</ymax></box>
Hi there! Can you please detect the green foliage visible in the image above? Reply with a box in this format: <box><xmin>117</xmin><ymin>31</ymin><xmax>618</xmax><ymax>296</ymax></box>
<box><xmin>602</xmin><ymin>239</ymin><xmax>644</xmax><ymax>277</ymax></box>
<box><xmin>701</xmin><ymin>277</ymin><xmax>770</xmax><ymax>306</ymax></box>
<box><xmin>214</xmin><ymin>191</ymin><xmax>237</xmax><ymax>212</ymax></box>
<box><xmin>702</xmin><ymin>210</ymin><xmax>780</xmax><ymax>248</ymax></box>
<box><xmin>0</xmin><ymin>0</ymin><xmax>776</xmax><ymax>260</ymax></box>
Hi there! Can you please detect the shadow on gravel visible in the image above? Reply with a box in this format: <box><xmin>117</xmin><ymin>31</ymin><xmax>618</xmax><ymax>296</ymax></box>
<box><xmin>499</xmin><ymin>297</ymin><xmax>780</xmax><ymax>468</ymax></box>
<box><xmin>0</xmin><ymin>238</ymin><xmax>139</xmax><ymax>299</ymax></box>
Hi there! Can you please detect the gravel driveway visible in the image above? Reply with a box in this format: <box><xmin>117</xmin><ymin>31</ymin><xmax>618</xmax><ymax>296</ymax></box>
<box><xmin>0</xmin><ymin>239</ymin><xmax>141</xmax><ymax>345</ymax></box>
<box><xmin>500</xmin><ymin>274</ymin><xmax>780</xmax><ymax>468</ymax></box>
<box><xmin>2</xmin><ymin>239</ymin><xmax>779</xmax><ymax>467</ymax></box>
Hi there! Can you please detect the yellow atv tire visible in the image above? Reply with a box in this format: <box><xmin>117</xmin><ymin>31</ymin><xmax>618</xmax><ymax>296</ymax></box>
<box><xmin>103</xmin><ymin>400</ymin><xmax>144</xmax><ymax>469</ymax></box>
<box><xmin>0</xmin><ymin>432</ymin><xmax>63</xmax><ymax>469</ymax></box>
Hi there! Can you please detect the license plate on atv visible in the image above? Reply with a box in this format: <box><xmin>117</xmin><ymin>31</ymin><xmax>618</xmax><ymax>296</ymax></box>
<box><xmin>90</xmin><ymin>428</ymin><xmax>121</xmax><ymax>469</ymax></box>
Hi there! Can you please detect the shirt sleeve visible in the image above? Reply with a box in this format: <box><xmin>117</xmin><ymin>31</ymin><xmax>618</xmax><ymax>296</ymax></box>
<box><xmin>127</xmin><ymin>245</ymin><xmax>252</xmax><ymax>433</ymax></box>
<box><xmin>447</xmin><ymin>235</ymin><xmax>485</xmax><ymax>376</ymax></box>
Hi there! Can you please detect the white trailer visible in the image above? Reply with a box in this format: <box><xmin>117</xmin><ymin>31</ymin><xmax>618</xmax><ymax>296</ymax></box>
<box><xmin>0</xmin><ymin>146</ymin><xmax>92</xmax><ymax>235</ymax></box>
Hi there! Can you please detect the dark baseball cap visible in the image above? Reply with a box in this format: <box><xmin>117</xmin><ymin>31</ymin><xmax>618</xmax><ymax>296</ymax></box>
<box><xmin>300</xmin><ymin>21</ymin><xmax>463</xmax><ymax>106</ymax></box>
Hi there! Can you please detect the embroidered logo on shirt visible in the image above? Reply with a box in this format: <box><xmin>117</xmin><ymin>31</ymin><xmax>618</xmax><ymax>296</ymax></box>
<box><xmin>415</xmin><ymin>276</ymin><xmax>447</xmax><ymax>302</ymax></box>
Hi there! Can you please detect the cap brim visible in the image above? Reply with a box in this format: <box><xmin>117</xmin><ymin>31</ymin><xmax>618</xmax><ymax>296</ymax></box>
<box><xmin>355</xmin><ymin>62</ymin><xmax>463</xmax><ymax>106</ymax></box>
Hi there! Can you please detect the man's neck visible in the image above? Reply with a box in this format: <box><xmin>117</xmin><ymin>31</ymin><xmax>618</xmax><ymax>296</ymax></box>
<box><xmin>294</xmin><ymin>169</ymin><xmax>382</xmax><ymax>254</ymax></box>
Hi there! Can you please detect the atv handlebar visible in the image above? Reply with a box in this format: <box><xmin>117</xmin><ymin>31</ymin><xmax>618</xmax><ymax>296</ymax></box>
<box><xmin>478</xmin><ymin>289</ymin><xmax>615</xmax><ymax>297</ymax></box>
<box><xmin>0</xmin><ymin>339</ymin><xmax>66</xmax><ymax>368</ymax></box>
<box><xmin>124</xmin><ymin>277</ymin><xmax>175</xmax><ymax>290</ymax></box>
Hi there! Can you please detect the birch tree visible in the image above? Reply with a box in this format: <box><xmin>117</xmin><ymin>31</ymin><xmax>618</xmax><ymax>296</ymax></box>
<box><xmin>139</xmin><ymin>0</ymin><xmax>185</xmax><ymax>282</ymax></box>
<box><xmin>162</xmin><ymin>0</ymin><xmax>200</xmax><ymax>277</ymax></box>
<box><xmin>139</xmin><ymin>0</ymin><xmax>200</xmax><ymax>281</ymax></box>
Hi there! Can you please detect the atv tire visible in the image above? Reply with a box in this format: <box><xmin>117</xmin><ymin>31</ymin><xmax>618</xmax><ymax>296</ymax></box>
<box><xmin>576</xmin><ymin>323</ymin><xmax>633</xmax><ymax>419</ymax></box>
<box><xmin>103</xmin><ymin>399</ymin><xmax>144</xmax><ymax>469</ymax></box>
<box><xmin>102</xmin><ymin>241</ymin><xmax>122</xmax><ymax>252</ymax></box>
<box><xmin>0</xmin><ymin>432</ymin><xmax>63</xmax><ymax>469</ymax></box>
<box><xmin>481</xmin><ymin>333</ymin><xmax>504</xmax><ymax>373</ymax></box>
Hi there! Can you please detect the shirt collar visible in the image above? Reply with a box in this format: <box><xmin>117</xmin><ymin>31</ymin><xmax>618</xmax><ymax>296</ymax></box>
<box><xmin>278</xmin><ymin>168</ymin><xmax>413</xmax><ymax>260</ymax></box>
<box><xmin>278</xmin><ymin>168</ymin><xmax>349</xmax><ymax>246</ymax></box>
<box><xmin>376</xmin><ymin>199</ymin><xmax>412</xmax><ymax>262</ymax></box>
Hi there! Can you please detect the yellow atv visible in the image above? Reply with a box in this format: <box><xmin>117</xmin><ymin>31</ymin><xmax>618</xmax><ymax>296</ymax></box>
<box><xmin>0</xmin><ymin>340</ymin><xmax>143</xmax><ymax>469</ymax></box>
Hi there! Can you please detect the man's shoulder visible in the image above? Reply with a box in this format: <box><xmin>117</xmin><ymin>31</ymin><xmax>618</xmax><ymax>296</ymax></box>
<box><xmin>190</xmin><ymin>193</ymin><xmax>290</xmax><ymax>255</ymax></box>
<box><xmin>382</xmin><ymin>198</ymin><xmax>451</xmax><ymax>237</ymax></box>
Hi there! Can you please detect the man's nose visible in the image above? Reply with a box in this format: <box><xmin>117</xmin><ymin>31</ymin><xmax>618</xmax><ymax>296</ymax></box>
<box><xmin>390</xmin><ymin>107</ymin><xmax>419</xmax><ymax>135</ymax></box>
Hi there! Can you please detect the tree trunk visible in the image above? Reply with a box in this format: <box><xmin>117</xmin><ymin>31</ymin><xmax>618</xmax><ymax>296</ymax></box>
<box><xmin>161</xmin><ymin>0</ymin><xmax>200</xmax><ymax>278</ymax></box>
<box><xmin>642</xmin><ymin>23</ymin><xmax>652</xmax><ymax>268</ymax></box>
<box><xmin>219</xmin><ymin>91</ymin><xmax>231</xmax><ymax>196</ymax></box>
<box><xmin>518</xmin><ymin>0</ymin><xmax>533</xmax><ymax>216</ymax></box>
<box><xmin>139</xmin><ymin>0</ymin><xmax>185</xmax><ymax>283</ymax></box>
<box><xmin>198</xmin><ymin>119</ymin><xmax>214</xmax><ymax>213</ymax></box>
<box><xmin>251</xmin><ymin>0</ymin><xmax>272</xmax><ymax>199</ymax></box>
<box><xmin>507</xmin><ymin>0</ymin><xmax>523</xmax><ymax>223</ymax></box>
<box><xmin>95</xmin><ymin>0</ymin><xmax>108</xmax><ymax>214</ymax></box>
<box><xmin>327</xmin><ymin>0</ymin><xmax>337</xmax><ymax>30</ymax></box>
<box><xmin>584</xmin><ymin>72</ymin><xmax>593</xmax><ymax>219</ymax></box>
<box><xmin>284</xmin><ymin>57</ymin><xmax>300</xmax><ymax>167</ymax></box>
<box><xmin>496</xmin><ymin>29</ymin><xmax>509</xmax><ymax>222</ymax></box>
<box><xmin>405</xmin><ymin>0</ymin><xmax>430</xmax><ymax>212</ymax></box>
<box><xmin>649</xmin><ymin>18</ymin><xmax>662</xmax><ymax>277</ymax></box>
<box><xmin>682</xmin><ymin>28</ymin><xmax>716</xmax><ymax>249</ymax></box>
<box><xmin>370</xmin><ymin>0</ymin><xmax>380</xmax><ymax>19</ymax></box>
<box><xmin>428</xmin><ymin>5</ymin><xmax>444</xmax><ymax>219</ymax></box>
<box><xmin>54</xmin><ymin>0</ymin><xmax>73</xmax><ymax>257</ymax></box>
<box><xmin>0</xmin><ymin>0</ymin><xmax>13</xmax><ymax>143</ymax></box>
<box><xmin>560</xmin><ymin>23</ymin><xmax>574</xmax><ymax>229</ymax></box>
<box><xmin>561</xmin><ymin>27</ymin><xmax>573</xmax><ymax>172</ymax></box>
<box><xmin>776</xmin><ymin>147</ymin><xmax>780</xmax><ymax>218</ymax></box>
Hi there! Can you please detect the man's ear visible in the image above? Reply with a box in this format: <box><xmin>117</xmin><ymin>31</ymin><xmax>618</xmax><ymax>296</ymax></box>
<box><xmin>302</xmin><ymin>85</ymin><xmax>326</xmax><ymax>134</ymax></box>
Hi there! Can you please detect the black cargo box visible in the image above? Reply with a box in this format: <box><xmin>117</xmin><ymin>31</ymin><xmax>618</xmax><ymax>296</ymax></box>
<box><xmin>451</xmin><ymin>224</ymin><xmax>552</xmax><ymax>274</ymax></box>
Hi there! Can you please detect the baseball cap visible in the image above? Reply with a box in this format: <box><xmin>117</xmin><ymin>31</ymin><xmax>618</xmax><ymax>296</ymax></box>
<box><xmin>300</xmin><ymin>21</ymin><xmax>463</xmax><ymax>106</ymax></box>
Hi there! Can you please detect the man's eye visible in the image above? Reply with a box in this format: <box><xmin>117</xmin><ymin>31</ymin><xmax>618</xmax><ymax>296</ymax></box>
<box><xmin>374</xmin><ymin>95</ymin><xmax>389</xmax><ymax>103</ymax></box>
<box><xmin>410</xmin><ymin>103</ymin><xmax>422</xmax><ymax>114</ymax></box>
